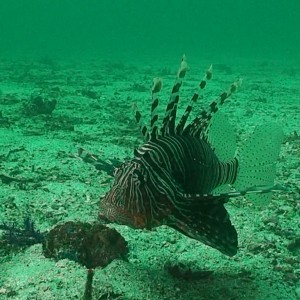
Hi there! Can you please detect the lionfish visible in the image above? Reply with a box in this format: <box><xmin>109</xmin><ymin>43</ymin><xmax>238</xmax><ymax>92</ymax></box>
<box><xmin>99</xmin><ymin>56</ymin><xmax>283</xmax><ymax>256</ymax></box>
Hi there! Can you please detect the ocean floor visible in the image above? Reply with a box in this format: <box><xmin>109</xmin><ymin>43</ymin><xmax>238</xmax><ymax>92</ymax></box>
<box><xmin>0</xmin><ymin>56</ymin><xmax>299</xmax><ymax>300</ymax></box>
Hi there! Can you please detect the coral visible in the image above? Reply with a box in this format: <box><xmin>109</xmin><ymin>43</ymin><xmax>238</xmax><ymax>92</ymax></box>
<box><xmin>42</xmin><ymin>221</ymin><xmax>128</xmax><ymax>300</ymax></box>
<box><xmin>42</xmin><ymin>221</ymin><xmax>128</xmax><ymax>269</ymax></box>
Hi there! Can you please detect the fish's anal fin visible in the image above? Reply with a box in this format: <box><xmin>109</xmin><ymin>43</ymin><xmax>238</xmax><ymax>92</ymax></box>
<box><xmin>168</xmin><ymin>196</ymin><xmax>237</xmax><ymax>256</ymax></box>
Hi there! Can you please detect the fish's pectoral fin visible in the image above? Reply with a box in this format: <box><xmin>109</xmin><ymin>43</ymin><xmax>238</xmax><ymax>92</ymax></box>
<box><xmin>78</xmin><ymin>148</ymin><xmax>122</xmax><ymax>176</ymax></box>
<box><xmin>168</xmin><ymin>195</ymin><xmax>237</xmax><ymax>256</ymax></box>
<box><xmin>234</xmin><ymin>122</ymin><xmax>284</xmax><ymax>206</ymax></box>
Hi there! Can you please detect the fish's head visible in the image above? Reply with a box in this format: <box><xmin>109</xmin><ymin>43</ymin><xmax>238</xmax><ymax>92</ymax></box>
<box><xmin>99</xmin><ymin>160</ymin><xmax>153</xmax><ymax>229</ymax></box>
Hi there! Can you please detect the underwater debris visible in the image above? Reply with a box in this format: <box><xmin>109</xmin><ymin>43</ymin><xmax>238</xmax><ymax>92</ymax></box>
<box><xmin>0</xmin><ymin>172</ymin><xmax>35</xmax><ymax>185</ymax></box>
<box><xmin>44</xmin><ymin>115</ymin><xmax>76</xmax><ymax>131</ymax></box>
<box><xmin>128</xmin><ymin>82</ymin><xmax>149</xmax><ymax>92</ymax></box>
<box><xmin>23</xmin><ymin>94</ymin><xmax>57</xmax><ymax>116</ymax></box>
<box><xmin>81</xmin><ymin>88</ymin><xmax>99</xmax><ymax>99</ymax></box>
<box><xmin>284</xmin><ymin>131</ymin><xmax>300</xmax><ymax>143</ymax></box>
<box><xmin>164</xmin><ymin>262</ymin><xmax>213</xmax><ymax>280</ymax></box>
<box><xmin>97</xmin><ymin>290</ymin><xmax>125</xmax><ymax>300</ymax></box>
<box><xmin>37</xmin><ymin>56</ymin><xmax>57</xmax><ymax>68</ymax></box>
<box><xmin>287</xmin><ymin>236</ymin><xmax>300</xmax><ymax>254</ymax></box>
<box><xmin>0</xmin><ymin>217</ymin><xmax>44</xmax><ymax>253</ymax></box>
<box><xmin>0</xmin><ymin>111</ymin><xmax>11</xmax><ymax>127</ymax></box>
<box><xmin>213</xmin><ymin>63</ymin><xmax>233</xmax><ymax>74</ymax></box>
<box><xmin>0</xmin><ymin>93</ymin><xmax>20</xmax><ymax>105</ymax></box>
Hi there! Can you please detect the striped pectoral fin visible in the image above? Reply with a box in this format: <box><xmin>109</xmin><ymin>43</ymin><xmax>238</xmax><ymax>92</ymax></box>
<box><xmin>168</xmin><ymin>198</ymin><xmax>238</xmax><ymax>256</ymax></box>
<box><xmin>77</xmin><ymin>148</ymin><xmax>121</xmax><ymax>176</ymax></box>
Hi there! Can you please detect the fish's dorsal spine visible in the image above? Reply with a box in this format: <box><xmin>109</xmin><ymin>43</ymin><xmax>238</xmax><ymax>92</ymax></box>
<box><xmin>184</xmin><ymin>79</ymin><xmax>242</xmax><ymax>140</ymax></box>
<box><xmin>160</xmin><ymin>54</ymin><xmax>188</xmax><ymax>136</ymax></box>
<box><xmin>150</xmin><ymin>77</ymin><xmax>162</xmax><ymax>140</ymax></box>
<box><xmin>176</xmin><ymin>64</ymin><xmax>213</xmax><ymax>135</ymax></box>
<box><xmin>134</xmin><ymin>56</ymin><xmax>241</xmax><ymax>143</ymax></box>
<box><xmin>134</xmin><ymin>103</ymin><xmax>149</xmax><ymax>140</ymax></box>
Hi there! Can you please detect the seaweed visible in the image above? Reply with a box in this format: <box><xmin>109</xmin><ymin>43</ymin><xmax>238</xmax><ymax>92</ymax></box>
<box><xmin>0</xmin><ymin>217</ymin><xmax>45</xmax><ymax>251</ymax></box>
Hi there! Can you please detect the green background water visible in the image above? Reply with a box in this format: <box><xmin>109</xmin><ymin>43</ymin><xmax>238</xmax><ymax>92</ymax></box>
<box><xmin>0</xmin><ymin>0</ymin><xmax>299</xmax><ymax>61</ymax></box>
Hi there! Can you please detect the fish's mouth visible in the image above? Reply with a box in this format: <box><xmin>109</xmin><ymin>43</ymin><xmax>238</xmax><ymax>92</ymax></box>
<box><xmin>99</xmin><ymin>197</ymin><xmax>115</xmax><ymax>224</ymax></box>
<box><xmin>98</xmin><ymin>211</ymin><xmax>111</xmax><ymax>224</ymax></box>
<box><xmin>99</xmin><ymin>196</ymin><xmax>126</xmax><ymax>225</ymax></box>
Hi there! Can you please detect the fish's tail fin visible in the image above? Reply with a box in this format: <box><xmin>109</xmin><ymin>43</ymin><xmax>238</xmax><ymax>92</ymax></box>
<box><xmin>233</xmin><ymin>123</ymin><xmax>284</xmax><ymax>206</ymax></box>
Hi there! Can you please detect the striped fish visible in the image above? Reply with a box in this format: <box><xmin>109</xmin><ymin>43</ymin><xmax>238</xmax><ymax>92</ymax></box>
<box><xmin>100</xmin><ymin>55</ymin><xmax>283</xmax><ymax>256</ymax></box>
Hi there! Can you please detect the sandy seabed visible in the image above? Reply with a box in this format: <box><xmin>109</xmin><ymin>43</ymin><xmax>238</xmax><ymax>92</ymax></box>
<box><xmin>0</xmin><ymin>56</ymin><xmax>299</xmax><ymax>300</ymax></box>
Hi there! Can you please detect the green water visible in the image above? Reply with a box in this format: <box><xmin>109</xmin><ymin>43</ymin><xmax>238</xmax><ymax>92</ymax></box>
<box><xmin>1</xmin><ymin>0</ymin><xmax>300</xmax><ymax>61</ymax></box>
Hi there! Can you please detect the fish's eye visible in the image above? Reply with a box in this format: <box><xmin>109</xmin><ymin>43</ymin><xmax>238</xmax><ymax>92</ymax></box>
<box><xmin>114</xmin><ymin>166</ymin><xmax>123</xmax><ymax>177</ymax></box>
<box><xmin>113</xmin><ymin>167</ymin><xmax>118</xmax><ymax>176</ymax></box>
<box><xmin>132</xmin><ymin>169</ymin><xmax>145</xmax><ymax>184</ymax></box>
